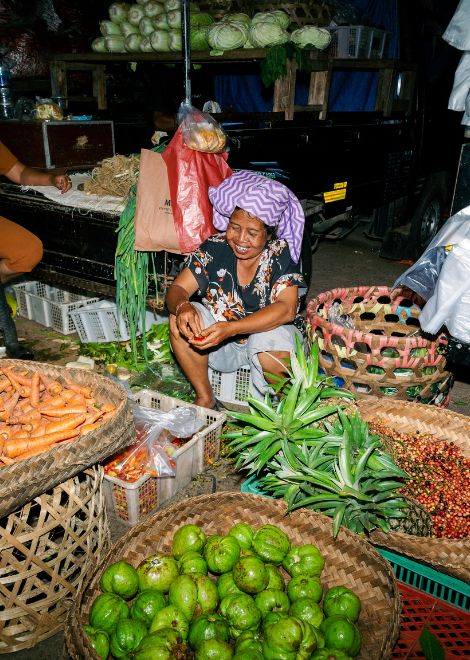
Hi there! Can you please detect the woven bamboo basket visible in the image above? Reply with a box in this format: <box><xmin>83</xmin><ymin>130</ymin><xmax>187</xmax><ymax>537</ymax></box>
<box><xmin>197</xmin><ymin>1</ymin><xmax>330</xmax><ymax>26</ymax></box>
<box><xmin>0</xmin><ymin>466</ymin><xmax>109</xmax><ymax>653</ymax></box>
<box><xmin>358</xmin><ymin>398</ymin><xmax>470</xmax><ymax>583</ymax></box>
<box><xmin>65</xmin><ymin>492</ymin><xmax>401</xmax><ymax>660</ymax></box>
<box><xmin>307</xmin><ymin>286</ymin><xmax>453</xmax><ymax>405</ymax></box>
<box><xmin>0</xmin><ymin>360</ymin><xmax>133</xmax><ymax>519</ymax></box>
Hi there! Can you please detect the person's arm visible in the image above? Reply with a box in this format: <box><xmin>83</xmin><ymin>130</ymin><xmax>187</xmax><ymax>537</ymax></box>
<box><xmin>166</xmin><ymin>267</ymin><xmax>205</xmax><ymax>339</ymax></box>
<box><xmin>192</xmin><ymin>286</ymin><xmax>299</xmax><ymax>350</ymax></box>
<box><xmin>4</xmin><ymin>161</ymin><xmax>72</xmax><ymax>193</ymax></box>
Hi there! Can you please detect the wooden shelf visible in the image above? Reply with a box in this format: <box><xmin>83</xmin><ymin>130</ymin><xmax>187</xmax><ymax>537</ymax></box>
<box><xmin>49</xmin><ymin>51</ymin><xmax>417</xmax><ymax>119</ymax></box>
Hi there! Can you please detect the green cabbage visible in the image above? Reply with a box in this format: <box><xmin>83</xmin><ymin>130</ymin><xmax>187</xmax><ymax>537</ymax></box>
<box><xmin>190</xmin><ymin>25</ymin><xmax>211</xmax><ymax>50</ymax></box>
<box><xmin>167</xmin><ymin>10</ymin><xmax>181</xmax><ymax>29</ymax></box>
<box><xmin>92</xmin><ymin>37</ymin><xmax>108</xmax><ymax>52</ymax></box>
<box><xmin>169</xmin><ymin>30</ymin><xmax>182</xmax><ymax>51</ymax></box>
<box><xmin>121</xmin><ymin>21</ymin><xmax>139</xmax><ymax>37</ymax></box>
<box><xmin>104</xmin><ymin>35</ymin><xmax>126</xmax><ymax>52</ymax></box>
<box><xmin>220</xmin><ymin>12</ymin><xmax>251</xmax><ymax>28</ymax></box>
<box><xmin>125</xmin><ymin>33</ymin><xmax>143</xmax><ymax>52</ymax></box>
<box><xmin>140</xmin><ymin>36</ymin><xmax>154</xmax><ymax>52</ymax></box>
<box><xmin>164</xmin><ymin>0</ymin><xmax>180</xmax><ymax>11</ymax></box>
<box><xmin>153</xmin><ymin>14</ymin><xmax>169</xmax><ymax>30</ymax></box>
<box><xmin>208</xmin><ymin>20</ymin><xmax>248</xmax><ymax>52</ymax></box>
<box><xmin>150</xmin><ymin>29</ymin><xmax>171</xmax><ymax>51</ymax></box>
<box><xmin>249</xmin><ymin>21</ymin><xmax>289</xmax><ymax>48</ymax></box>
<box><xmin>144</xmin><ymin>1</ymin><xmax>165</xmax><ymax>18</ymax></box>
<box><xmin>139</xmin><ymin>16</ymin><xmax>155</xmax><ymax>36</ymax></box>
<box><xmin>190</xmin><ymin>13</ymin><xmax>214</xmax><ymax>27</ymax></box>
<box><xmin>108</xmin><ymin>3</ymin><xmax>130</xmax><ymax>24</ymax></box>
<box><xmin>128</xmin><ymin>5</ymin><xmax>145</xmax><ymax>26</ymax></box>
<box><xmin>290</xmin><ymin>25</ymin><xmax>331</xmax><ymax>50</ymax></box>
<box><xmin>252</xmin><ymin>10</ymin><xmax>289</xmax><ymax>30</ymax></box>
<box><xmin>100</xmin><ymin>20</ymin><xmax>122</xmax><ymax>36</ymax></box>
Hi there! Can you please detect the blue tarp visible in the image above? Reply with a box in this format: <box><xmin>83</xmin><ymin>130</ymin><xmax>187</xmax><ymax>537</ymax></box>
<box><xmin>214</xmin><ymin>0</ymin><xmax>400</xmax><ymax>113</ymax></box>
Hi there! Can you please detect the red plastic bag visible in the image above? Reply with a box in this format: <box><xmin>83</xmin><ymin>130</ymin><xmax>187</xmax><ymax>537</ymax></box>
<box><xmin>162</xmin><ymin>126</ymin><xmax>232</xmax><ymax>254</ymax></box>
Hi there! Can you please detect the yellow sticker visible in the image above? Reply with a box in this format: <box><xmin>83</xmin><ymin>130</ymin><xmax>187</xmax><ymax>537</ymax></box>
<box><xmin>324</xmin><ymin>181</ymin><xmax>347</xmax><ymax>203</ymax></box>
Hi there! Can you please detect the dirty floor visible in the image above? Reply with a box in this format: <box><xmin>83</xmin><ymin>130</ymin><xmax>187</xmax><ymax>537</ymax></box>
<box><xmin>2</xmin><ymin>226</ymin><xmax>470</xmax><ymax>659</ymax></box>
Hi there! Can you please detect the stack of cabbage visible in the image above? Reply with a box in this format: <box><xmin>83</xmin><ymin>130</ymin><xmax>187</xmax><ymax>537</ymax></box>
<box><xmin>92</xmin><ymin>1</ymin><xmax>331</xmax><ymax>54</ymax></box>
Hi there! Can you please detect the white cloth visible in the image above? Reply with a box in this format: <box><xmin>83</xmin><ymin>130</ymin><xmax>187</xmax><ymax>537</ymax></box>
<box><xmin>21</xmin><ymin>173</ymin><xmax>125</xmax><ymax>215</ymax></box>
<box><xmin>443</xmin><ymin>0</ymin><xmax>470</xmax><ymax>125</ymax></box>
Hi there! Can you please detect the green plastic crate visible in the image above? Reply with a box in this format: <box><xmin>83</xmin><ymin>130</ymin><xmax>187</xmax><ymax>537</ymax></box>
<box><xmin>240</xmin><ymin>475</ymin><xmax>470</xmax><ymax>611</ymax></box>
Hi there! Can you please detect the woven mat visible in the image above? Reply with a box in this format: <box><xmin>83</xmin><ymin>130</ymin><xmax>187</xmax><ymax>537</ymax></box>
<box><xmin>21</xmin><ymin>174</ymin><xmax>125</xmax><ymax>215</ymax></box>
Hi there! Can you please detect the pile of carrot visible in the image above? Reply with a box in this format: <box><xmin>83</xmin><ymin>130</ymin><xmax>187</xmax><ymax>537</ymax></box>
<box><xmin>0</xmin><ymin>366</ymin><xmax>118</xmax><ymax>465</ymax></box>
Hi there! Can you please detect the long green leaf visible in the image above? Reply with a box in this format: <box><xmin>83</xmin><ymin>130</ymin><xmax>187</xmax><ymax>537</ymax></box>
<box><xmin>227</xmin><ymin>411</ymin><xmax>275</xmax><ymax>431</ymax></box>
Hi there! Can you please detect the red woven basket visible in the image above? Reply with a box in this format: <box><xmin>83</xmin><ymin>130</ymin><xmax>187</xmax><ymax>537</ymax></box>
<box><xmin>306</xmin><ymin>285</ymin><xmax>453</xmax><ymax>404</ymax></box>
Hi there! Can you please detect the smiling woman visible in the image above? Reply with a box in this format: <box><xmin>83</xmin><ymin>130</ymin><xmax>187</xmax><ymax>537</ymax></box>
<box><xmin>165</xmin><ymin>171</ymin><xmax>307</xmax><ymax>409</ymax></box>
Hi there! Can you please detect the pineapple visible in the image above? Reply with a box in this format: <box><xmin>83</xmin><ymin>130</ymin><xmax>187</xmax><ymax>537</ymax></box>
<box><xmin>388</xmin><ymin>498</ymin><xmax>434</xmax><ymax>537</ymax></box>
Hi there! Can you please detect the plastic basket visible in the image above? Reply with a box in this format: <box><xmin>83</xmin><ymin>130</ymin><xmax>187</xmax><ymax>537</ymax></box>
<box><xmin>13</xmin><ymin>281</ymin><xmax>99</xmax><ymax>333</ymax></box>
<box><xmin>70</xmin><ymin>299</ymin><xmax>134</xmax><ymax>342</ymax></box>
<box><xmin>103</xmin><ymin>472</ymin><xmax>161</xmax><ymax>526</ymax></box>
<box><xmin>208</xmin><ymin>365</ymin><xmax>252</xmax><ymax>406</ymax></box>
<box><xmin>392</xmin><ymin>583</ymin><xmax>470</xmax><ymax>658</ymax></box>
<box><xmin>329</xmin><ymin>25</ymin><xmax>388</xmax><ymax>59</ymax></box>
<box><xmin>104</xmin><ymin>391</ymin><xmax>226</xmax><ymax>523</ymax></box>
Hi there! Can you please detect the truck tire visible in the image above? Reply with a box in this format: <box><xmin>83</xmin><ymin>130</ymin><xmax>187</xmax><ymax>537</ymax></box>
<box><xmin>408</xmin><ymin>174</ymin><xmax>450</xmax><ymax>258</ymax></box>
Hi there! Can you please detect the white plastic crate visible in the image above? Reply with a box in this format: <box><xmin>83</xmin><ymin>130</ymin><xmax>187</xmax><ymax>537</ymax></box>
<box><xmin>12</xmin><ymin>281</ymin><xmax>99</xmax><ymax>333</ymax></box>
<box><xmin>208</xmin><ymin>365</ymin><xmax>253</xmax><ymax>407</ymax></box>
<box><xmin>70</xmin><ymin>300</ymin><xmax>133</xmax><ymax>342</ymax></box>
<box><xmin>104</xmin><ymin>391</ymin><xmax>226</xmax><ymax>524</ymax></box>
<box><xmin>329</xmin><ymin>26</ymin><xmax>388</xmax><ymax>59</ymax></box>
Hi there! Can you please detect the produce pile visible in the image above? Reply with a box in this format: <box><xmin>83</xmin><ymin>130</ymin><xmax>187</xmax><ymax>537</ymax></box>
<box><xmin>84</xmin><ymin>521</ymin><xmax>363</xmax><ymax>659</ymax></box>
<box><xmin>83</xmin><ymin>154</ymin><xmax>141</xmax><ymax>198</ymax></box>
<box><xmin>369</xmin><ymin>421</ymin><xmax>470</xmax><ymax>540</ymax></box>
<box><xmin>92</xmin><ymin>1</ymin><xmax>331</xmax><ymax>55</ymax></box>
<box><xmin>225</xmin><ymin>338</ymin><xmax>422</xmax><ymax>540</ymax></box>
<box><xmin>0</xmin><ymin>366</ymin><xmax>118</xmax><ymax>464</ymax></box>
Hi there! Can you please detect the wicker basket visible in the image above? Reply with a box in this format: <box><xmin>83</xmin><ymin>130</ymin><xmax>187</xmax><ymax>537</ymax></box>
<box><xmin>0</xmin><ymin>466</ymin><xmax>109</xmax><ymax>653</ymax></box>
<box><xmin>65</xmin><ymin>492</ymin><xmax>401</xmax><ymax>660</ymax></box>
<box><xmin>252</xmin><ymin>1</ymin><xmax>331</xmax><ymax>27</ymax></box>
<box><xmin>307</xmin><ymin>286</ymin><xmax>453</xmax><ymax>405</ymax></box>
<box><xmin>358</xmin><ymin>398</ymin><xmax>470</xmax><ymax>583</ymax></box>
<box><xmin>0</xmin><ymin>360</ymin><xmax>133</xmax><ymax>519</ymax></box>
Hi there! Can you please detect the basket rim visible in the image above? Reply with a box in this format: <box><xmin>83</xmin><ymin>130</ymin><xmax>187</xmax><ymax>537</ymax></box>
<box><xmin>65</xmin><ymin>491</ymin><xmax>401</xmax><ymax>660</ymax></box>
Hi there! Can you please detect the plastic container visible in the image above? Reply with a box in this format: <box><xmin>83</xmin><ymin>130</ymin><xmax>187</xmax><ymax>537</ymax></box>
<box><xmin>392</xmin><ymin>582</ymin><xmax>470</xmax><ymax>658</ymax></box>
<box><xmin>104</xmin><ymin>390</ymin><xmax>226</xmax><ymax>524</ymax></box>
<box><xmin>329</xmin><ymin>26</ymin><xmax>388</xmax><ymax>59</ymax></box>
<box><xmin>70</xmin><ymin>300</ymin><xmax>133</xmax><ymax>342</ymax></box>
<box><xmin>208</xmin><ymin>365</ymin><xmax>252</xmax><ymax>407</ymax></box>
<box><xmin>12</xmin><ymin>281</ymin><xmax>99</xmax><ymax>333</ymax></box>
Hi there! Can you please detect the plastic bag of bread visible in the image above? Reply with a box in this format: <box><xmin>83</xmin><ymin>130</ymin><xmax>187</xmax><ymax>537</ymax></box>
<box><xmin>177</xmin><ymin>101</ymin><xmax>228</xmax><ymax>154</ymax></box>
<box><xmin>34</xmin><ymin>98</ymin><xmax>63</xmax><ymax>121</ymax></box>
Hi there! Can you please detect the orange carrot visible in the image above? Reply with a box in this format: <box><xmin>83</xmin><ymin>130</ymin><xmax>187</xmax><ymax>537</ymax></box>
<box><xmin>100</xmin><ymin>403</ymin><xmax>116</xmax><ymax>414</ymax></box>
<box><xmin>4</xmin><ymin>427</ymin><xmax>80</xmax><ymax>458</ymax></box>
<box><xmin>9</xmin><ymin>437</ymin><xmax>77</xmax><ymax>462</ymax></box>
<box><xmin>43</xmin><ymin>414</ymin><xmax>87</xmax><ymax>435</ymax></box>
<box><xmin>101</xmin><ymin>409</ymin><xmax>117</xmax><ymax>422</ymax></box>
<box><xmin>85</xmin><ymin>410</ymin><xmax>104</xmax><ymax>425</ymax></box>
<box><xmin>64</xmin><ymin>378</ymin><xmax>92</xmax><ymax>399</ymax></box>
<box><xmin>0</xmin><ymin>378</ymin><xmax>11</xmax><ymax>393</ymax></box>
<box><xmin>39</xmin><ymin>406</ymin><xmax>87</xmax><ymax>417</ymax></box>
<box><xmin>1</xmin><ymin>391</ymin><xmax>20</xmax><ymax>415</ymax></box>
<box><xmin>3</xmin><ymin>370</ymin><xmax>23</xmax><ymax>392</ymax></box>
<box><xmin>30</xmin><ymin>372</ymin><xmax>40</xmax><ymax>407</ymax></box>
<box><xmin>0</xmin><ymin>454</ymin><xmax>14</xmax><ymax>465</ymax></box>
<box><xmin>60</xmin><ymin>389</ymin><xmax>78</xmax><ymax>402</ymax></box>
<box><xmin>40</xmin><ymin>373</ymin><xmax>63</xmax><ymax>396</ymax></box>
<box><xmin>39</xmin><ymin>395</ymin><xmax>67</xmax><ymax>408</ymax></box>
<box><xmin>1</xmin><ymin>370</ymin><xmax>32</xmax><ymax>387</ymax></box>
<box><xmin>18</xmin><ymin>386</ymin><xmax>31</xmax><ymax>399</ymax></box>
<box><xmin>8</xmin><ymin>410</ymin><xmax>42</xmax><ymax>425</ymax></box>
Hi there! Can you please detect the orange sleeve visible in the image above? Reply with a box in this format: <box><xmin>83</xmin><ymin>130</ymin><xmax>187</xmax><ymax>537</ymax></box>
<box><xmin>0</xmin><ymin>141</ymin><xmax>18</xmax><ymax>176</ymax></box>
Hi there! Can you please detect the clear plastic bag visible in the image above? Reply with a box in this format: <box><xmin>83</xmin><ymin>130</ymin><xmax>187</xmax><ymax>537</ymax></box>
<box><xmin>131</xmin><ymin>399</ymin><xmax>205</xmax><ymax>438</ymax></box>
<box><xmin>327</xmin><ymin>302</ymin><xmax>355</xmax><ymax>329</ymax></box>
<box><xmin>177</xmin><ymin>101</ymin><xmax>228</xmax><ymax>153</ymax></box>
<box><xmin>393</xmin><ymin>246</ymin><xmax>448</xmax><ymax>301</ymax></box>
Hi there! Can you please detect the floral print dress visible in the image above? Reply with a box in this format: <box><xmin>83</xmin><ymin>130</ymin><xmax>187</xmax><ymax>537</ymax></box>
<box><xmin>185</xmin><ymin>233</ymin><xmax>306</xmax><ymax>333</ymax></box>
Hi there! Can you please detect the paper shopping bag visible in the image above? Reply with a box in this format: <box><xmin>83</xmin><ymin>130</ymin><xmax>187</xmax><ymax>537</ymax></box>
<box><xmin>134</xmin><ymin>148</ymin><xmax>181</xmax><ymax>253</ymax></box>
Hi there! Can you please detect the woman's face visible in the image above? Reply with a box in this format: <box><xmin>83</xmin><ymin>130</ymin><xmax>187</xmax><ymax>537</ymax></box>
<box><xmin>226</xmin><ymin>208</ymin><xmax>269</xmax><ymax>261</ymax></box>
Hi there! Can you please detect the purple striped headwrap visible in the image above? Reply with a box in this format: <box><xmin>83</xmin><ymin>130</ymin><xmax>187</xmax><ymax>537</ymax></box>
<box><xmin>208</xmin><ymin>170</ymin><xmax>305</xmax><ymax>262</ymax></box>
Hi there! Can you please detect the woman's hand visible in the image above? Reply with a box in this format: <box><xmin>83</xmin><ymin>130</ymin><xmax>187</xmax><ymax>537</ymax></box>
<box><xmin>176</xmin><ymin>302</ymin><xmax>204</xmax><ymax>340</ymax></box>
<box><xmin>52</xmin><ymin>174</ymin><xmax>72</xmax><ymax>194</ymax></box>
<box><xmin>188</xmin><ymin>321</ymin><xmax>234</xmax><ymax>350</ymax></box>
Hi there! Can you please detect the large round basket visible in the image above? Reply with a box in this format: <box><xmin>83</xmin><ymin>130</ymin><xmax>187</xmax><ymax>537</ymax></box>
<box><xmin>65</xmin><ymin>492</ymin><xmax>401</xmax><ymax>660</ymax></box>
<box><xmin>307</xmin><ymin>286</ymin><xmax>453</xmax><ymax>405</ymax></box>
<box><xmin>0</xmin><ymin>466</ymin><xmax>109</xmax><ymax>653</ymax></box>
<box><xmin>0</xmin><ymin>360</ymin><xmax>133</xmax><ymax>519</ymax></box>
<box><xmin>357</xmin><ymin>398</ymin><xmax>470</xmax><ymax>583</ymax></box>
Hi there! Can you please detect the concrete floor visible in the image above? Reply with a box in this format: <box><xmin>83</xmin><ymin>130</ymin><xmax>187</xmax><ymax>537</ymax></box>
<box><xmin>2</xmin><ymin>225</ymin><xmax>469</xmax><ymax>659</ymax></box>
